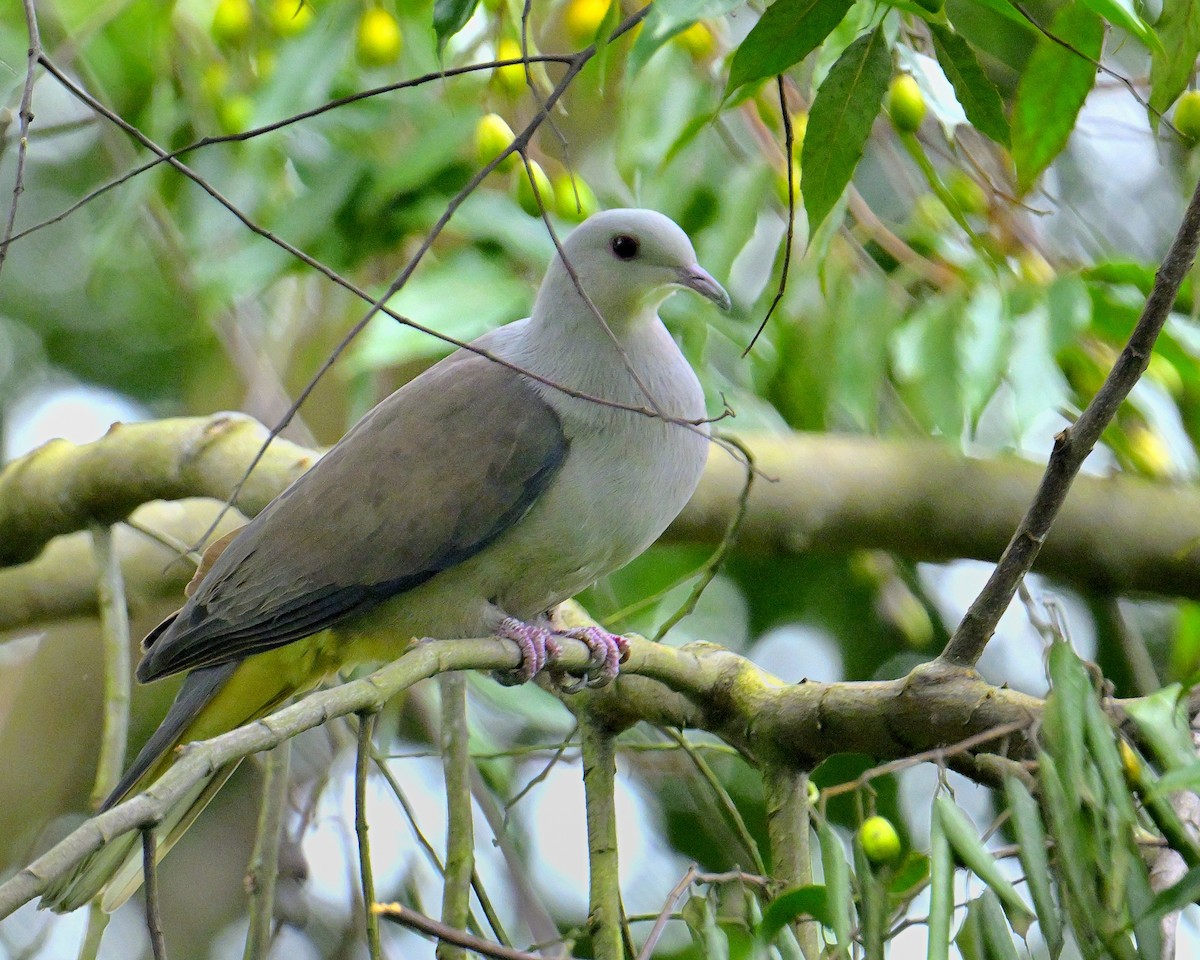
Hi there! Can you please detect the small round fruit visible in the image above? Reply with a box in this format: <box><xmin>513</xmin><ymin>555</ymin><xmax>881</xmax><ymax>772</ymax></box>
<box><xmin>806</xmin><ymin>780</ymin><xmax>819</xmax><ymax>805</ymax></box>
<box><xmin>553</xmin><ymin>173</ymin><xmax>598</xmax><ymax>221</ymax></box>
<box><xmin>947</xmin><ymin>170</ymin><xmax>988</xmax><ymax>217</ymax></box>
<box><xmin>218</xmin><ymin>94</ymin><xmax>254</xmax><ymax>134</ymax></box>
<box><xmin>475</xmin><ymin>113</ymin><xmax>518</xmax><ymax>173</ymax></box>
<box><xmin>212</xmin><ymin>0</ymin><xmax>254</xmax><ymax>43</ymax></box>
<box><xmin>564</xmin><ymin>0</ymin><xmax>610</xmax><ymax>43</ymax></box>
<box><xmin>271</xmin><ymin>0</ymin><xmax>314</xmax><ymax>35</ymax></box>
<box><xmin>1174</xmin><ymin>91</ymin><xmax>1200</xmax><ymax>144</ymax></box>
<box><xmin>858</xmin><ymin>816</ymin><xmax>902</xmax><ymax>866</ymax></box>
<box><xmin>1017</xmin><ymin>249</ymin><xmax>1055</xmax><ymax>285</ymax></box>
<box><xmin>1119</xmin><ymin>740</ymin><xmax>1142</xmax><ymax>783</ymax></box>
<box><xmin>515</xmin><ymin>160</ymin><xmax>554</xmax><ymax>217</ymax></box>
<box><xmin>887</xmin><ymin>74</ymin><xmax>926</xmax><ymax>134</ymax></box>
<box><xmin>672</xmin><ymin>21</ymin><xmax>715</xmax><ymax>60</ymax></box>
<box><xmin>493</xmin><ymin>38</ymin><xmax>527</xmax><ymax>96</ymax></box>
<box><xmin>356</xmin><ymin>8</ymin><xmax>403</xmax><ymax>67</ymax></box>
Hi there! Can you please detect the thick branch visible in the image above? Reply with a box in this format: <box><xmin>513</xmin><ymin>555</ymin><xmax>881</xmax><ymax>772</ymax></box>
<box><xmin>5</xmin><ymin>423</ymin><xmax>1200</xmax><ymax>629</ymax></box>
<box><xmin>0</xmin><ymin>637</ymin><xmax>1041</xmax><ymax>920</ymax></box>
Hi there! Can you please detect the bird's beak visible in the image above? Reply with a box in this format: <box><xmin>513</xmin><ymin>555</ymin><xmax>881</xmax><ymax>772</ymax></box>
<box><xmin>676</xmin><ymin>264</ymin><xmax>732</xmax><ymax>311</ymax></box>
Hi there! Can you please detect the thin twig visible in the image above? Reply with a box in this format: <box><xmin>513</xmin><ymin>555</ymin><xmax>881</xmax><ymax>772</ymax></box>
<box><xmin>243</xmin><ymin>741</ymin><xmax>291</xmax><ymax>960</ymax></box>
<box><xmin>438</xmin><ymin>673</ymin><xmax>473</xmax><ymax>960</ymax></box>
<box><xmin>502</xmin><ymin>724</ymin><xmax>578</xmax><ymax>822</ymax></box>
<box><xmin>941</xmin><ymin>172</ymin><xmax>1200</xmax><ymax>668</ymax></box>
<box><xmin>635</xmin><ymin>867</ymin><xmax>771</xmax><ymax>960</ymax></box>
<box><xmin>820</xmin><ymin>719</ymin><xmax>1033</xmax><ymax>799</ymax></box>
<box><xmin>355</xmin><ymin>714</ymin><xmax>383</xmax><ymax>960</ymax></box>
<box><xmin>743</xmin><ymin>76</ymin><xmax>796</xmax><ymax>357</ymax></box>
<box><xmin>653</xmin><ymin>435</ymin><xmax>755</xmax><ymax>641</ymax></box>
<box><xmin>374</xmin><ymin>903</ymin><xmax>541</xmax><ymax>960</ymax></box>
<box><xmin>142</xmin><ymin>830</ymin><xmax>168</xmax><ymax>960</ymax></box>
<box><xmin>5</xmin><ymin>56</ymin><xmax>574</xmax><ymax>247</ymax></box>
<box><xmin>88</xmin><ymin>524</ymin><xmax>131</xmax><ymax>809</ymax></box>
<box><xmin>0</xmin><ymin>0</ymin><xmax>40</xmax><ymax>279</ymax></box>
<box><xmin>659</xmin><ymin>727</ymin><xmax>765</xmax><ymax>874</ymax></box>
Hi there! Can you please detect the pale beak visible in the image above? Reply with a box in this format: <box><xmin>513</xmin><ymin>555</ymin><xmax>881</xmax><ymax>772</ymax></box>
<box><xmin>676</xmin><ymin>264</ymin><xmax>732</xmax><ymax>311</ymax></box>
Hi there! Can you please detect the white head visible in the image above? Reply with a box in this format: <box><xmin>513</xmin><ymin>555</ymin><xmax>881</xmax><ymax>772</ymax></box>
<box><xmin>533</xmin><ymin>209</ymin><xmax>731</xmax><ymax>330</ymax></box>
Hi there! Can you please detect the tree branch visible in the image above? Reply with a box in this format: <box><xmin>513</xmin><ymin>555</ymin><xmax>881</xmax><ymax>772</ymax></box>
<box><xmin>7</xmin><ymin>421</ymin><xmax>1200</xmax><ymax>620</ymax></box>
<box><xmin>941</xmin><ymin>173</ymin><xmax>1200</xmax><ymax>667</ymax></box>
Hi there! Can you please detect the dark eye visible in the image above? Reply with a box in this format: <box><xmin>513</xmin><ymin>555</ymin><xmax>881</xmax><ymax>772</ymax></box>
<box><xmin>610</xmin><ymin>234</ymin><xmax>640</xmax><ymax>260</ymax></box>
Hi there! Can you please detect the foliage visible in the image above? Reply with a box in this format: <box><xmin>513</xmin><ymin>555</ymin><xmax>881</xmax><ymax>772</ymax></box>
<box><xmin>2</xmin><ymin>0</ymin><xmax>1200</xmax><ymax>958</ymax></box>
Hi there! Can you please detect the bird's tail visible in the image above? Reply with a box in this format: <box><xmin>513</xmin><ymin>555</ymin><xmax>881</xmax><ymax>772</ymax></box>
<box><xmin>39</xmin><ymin>646</ymin><xmax>307</xmax><ymax>914</ymax></box>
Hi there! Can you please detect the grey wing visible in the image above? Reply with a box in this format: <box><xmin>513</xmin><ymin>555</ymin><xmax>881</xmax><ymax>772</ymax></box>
<box><xmin>137</xmin><ymin>351</ymin><xmax>566</xmax><ymax>682</ymax></box>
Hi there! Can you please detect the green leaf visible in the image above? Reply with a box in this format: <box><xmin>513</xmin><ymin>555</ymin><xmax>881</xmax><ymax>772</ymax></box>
<box><xmin>888</xmin><ymin>850</ymin><xmax>931</xmax><ymax>898</ymax></box>
<box><xmin>1043</xmin><ymin>641</ymin><xmax>1093</xmax><ymax>809</ymax></box>
<box><xmin>927</xmin><ymin>807</ymin><xmax>954</xmax><ymax>960</ymax></box>
<box><xmin>1150</xmin><ymin>0</ymin><xmax>1200</xmax><ymax>122</ymax></box>
<box><xmin>629</xmin><ymin>0</ymin><xmax>743</xmax><ymax>75</ymax></box>
<box><xmin>818</xmin><ymin>819</ymin><xmax>854</xmax><ymax>946</ymax></box>
<box><xmin>1078</xmin><ymin>0</ymin><xmax>1160</xmax><ymax>51</ymax></box>
<box><xmin>956</xmin><ymin>0</ymin><xmax>1039</xmax><ymax>30</ymax></box>
<box><xmin>801</xmin><ymin>26</ymin><xmax>892</xmax><ymax>234</ymax></box>
<box><xmin>934</xmin><ymin>795</ymin><xmax>1035</xmax><ymax>936</ymax></box>
<box><xmin>1125</xmin><ymin>850</ymin><xmax>1165</xmax><ymax>960</ymax></box>
<box><xmin>432</xmin><ymin>0</ymin><xmax>479</xmax><ymax>50</ymax></box>
<box><xmin>758</xmin><ymin>885</ymin><xmax>831</xmax><ymax>943</ymax></box>
<box><xmin>928</xmin><ymin>25</ymin><xmax>1010</xmax><ymax>146</ymax></box>
<box><xmin>978</xmin><ymin>890</ymin><xmax>1022</xmax><ymax>960</ymax></box>
<box><xmin>1039</xmin><ymin>753</ymin><xmax>1101</xmax><ymax>926</ymax></box>
<box><xmin>1005</xmin><ymin>779</ymin><xmax>1063</xmax><ymax>955</ymax></box>
<box><xmin>724</xmin><ymin>0</ymin><xmax>857</xmax><ymax>98</ymax></box>
<box><xmin>1010</xmin><ymin>2</ymin><xmax>1103</xmax><ymax>193</ymax></box>
<box><xmin>1125</xmin><ymin>684</ymin><xmax>1195</xmax><ymax>769</ymax></box>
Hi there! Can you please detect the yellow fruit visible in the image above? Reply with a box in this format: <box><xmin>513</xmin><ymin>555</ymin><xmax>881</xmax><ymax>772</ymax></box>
<box><xmin>475</xmin><ymin>113</ymin><xmax>518</xmax><ymax>173</ymax></box>
<box><xmin>672</xmin><ymin>21</ymin><xmax>714</xmax><ymax>60</ymax></box>
<box><xmin>217</xmin><ymin>94</ymin><xmax>254</xmax><ymax>133</ymax></box>
<box><xmin>1127</xmin><ymin>425</ymin><xmax>1173</xmax><ymax>478</ymax></box>
<box><xmin>271</xmin><ymin>0</ymin><xmax>314</xmax><ymax>35</ymax></box>
<box><xmin>493</xmin><ymin>38</ymin><xmax>526</xmax><ymax>96</ymax></box>
<box><xmin>552</xmin><ymin>173</ymin><xmax>598</xmax><ymax>221</ymax></box>
<box><xmin>947</xmin><ymin>170</ymin><xmax>988</xmax><ymax>216</ymax></box>
<box><xmin>1017</xmin><ymin>249</ymin><xmax>1055</xmax><ymax>285</ymax></box>
<box><xmin>773</xmin><ymin>157</ymin><xmax>800</xmax><ymax>209</ymax></box>
<box><xmin>212</xmin><ymin>0</ymin><xmax>254</xmax><ymax>43</ymax></box>
<box><xmin>806</xmin><ymin>780</ymin><xmax>819</xmax><ymax>805</ymax></box>
<box><xmin>356</xmin><ymin>8</ymin><xmax>403</xmax><ymax>67</ymax></box>
<box><xmin>564</xmin><ymin>0</ymin><xmax>611</xmax><ymax>43</ymax></box>
<box><xmin>1175</xmin><ymin>91</ymin><xmax>1200</xmax><ymax>144</ymax></box>
<box><xmin>887</xmin><ymin>74</ymin><xmax>926</xmax><ymax>134</ymax></box>
<box><xmin>858</xmin><ymin>815</ymin><xmax>902</xmax><ymax>866</ymax></box>
<box><xmin>201</xmin><ymin>61</ymin><xmax>229</xmax><ymax>101</ymax></box>
<box><xmin>1119</xmin><ymin>740</ymin><xmax>1143</xmax><ymax>784</ymax></box>
<box><xmin>515</xmin><ymin>160</ymin><xmax>553</xmax><ymax>217</ymax></box>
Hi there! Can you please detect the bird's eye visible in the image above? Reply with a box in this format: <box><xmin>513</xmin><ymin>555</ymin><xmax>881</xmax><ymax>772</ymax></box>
<box><xmin>610</xmin><ymin>234</ymin><xmax>640</xmax><ymax>260</ymax></box>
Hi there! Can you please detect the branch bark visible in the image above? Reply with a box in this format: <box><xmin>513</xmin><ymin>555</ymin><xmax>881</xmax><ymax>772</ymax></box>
<box><xmin>5</xmin><ymin>420</ymin><xmax>1200</xmax><ymax>632</ymax></box>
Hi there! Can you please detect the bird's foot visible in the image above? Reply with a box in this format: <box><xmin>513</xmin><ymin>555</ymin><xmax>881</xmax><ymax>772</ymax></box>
<box><xmin>556</xmin><ymin>626</ymin><xmax>629</xmax><ymax>692</ymax></box>
<box><xmin>494</xmin><ymin>617</ymin><xmax>561</xmax><ymax>686</ymax></box>
<box><xmin>492</xmin><ymin>618</ymin><xmax>629</xmax><ymax>691</ymax></box>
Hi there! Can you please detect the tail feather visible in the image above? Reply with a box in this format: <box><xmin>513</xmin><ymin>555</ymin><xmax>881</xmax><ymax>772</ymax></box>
<box><xmin>40</xmin><ymin>651</ymin><xmax>307</xmax><ymax>914</ymax></box>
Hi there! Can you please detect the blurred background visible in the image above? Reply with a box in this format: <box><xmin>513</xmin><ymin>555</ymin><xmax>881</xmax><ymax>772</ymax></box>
<box><xmin>2</xmin><ymin>0</ymin><xmax>1200</xmax><ymax>956</ymax></box>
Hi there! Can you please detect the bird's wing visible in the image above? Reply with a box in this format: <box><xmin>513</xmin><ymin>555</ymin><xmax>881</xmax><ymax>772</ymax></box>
<box><xmin>137</xmin><ymin>349</ymin><xmax>566</xmax><ymax>681</ymax></box>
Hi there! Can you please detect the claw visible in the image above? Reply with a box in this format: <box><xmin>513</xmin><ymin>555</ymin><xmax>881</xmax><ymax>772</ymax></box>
<box><xmin>494</xmin><ymin>617</ymin><xmax>560</xmax><ymax>686</ymax></box>
<box><xmin>562</xmin><ymin>626</ymin><xmax>627</xmax><ymax>689</ymax></box>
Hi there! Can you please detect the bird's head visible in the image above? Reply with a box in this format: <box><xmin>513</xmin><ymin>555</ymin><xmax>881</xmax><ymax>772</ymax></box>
<box><xmin>535</xmin><ymin>208</ymin><xmax>731</xmax><ymax>330</ymax></box>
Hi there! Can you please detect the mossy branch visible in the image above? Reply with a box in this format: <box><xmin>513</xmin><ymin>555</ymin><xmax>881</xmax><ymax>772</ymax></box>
<box><xmin>4</xmin><ymin>418</ymin><xmax>1200</xmax><ymax>616</ymax></box>
<box><xmin>0</xmin><ymin>633</ymin><xmax>1046</xmax><ymax>921</ymax></box>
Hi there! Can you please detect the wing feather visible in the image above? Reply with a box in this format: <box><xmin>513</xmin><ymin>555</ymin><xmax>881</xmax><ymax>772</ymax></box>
<box><xmin>138</xmin><ymin>350</ymin><xmax>565</xmax><ymax>681</ymax></box>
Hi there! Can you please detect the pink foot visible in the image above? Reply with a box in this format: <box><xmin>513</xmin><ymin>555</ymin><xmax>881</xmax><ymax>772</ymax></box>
<box><xmin>494</xmin><ymin>617</ymin><xmax>561</xmax><ymax>686</ymax></box>
<box><xmin>560</xmin><ymin>626</ymin><xmax>629</xmax><ymax>690</ymax></box>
